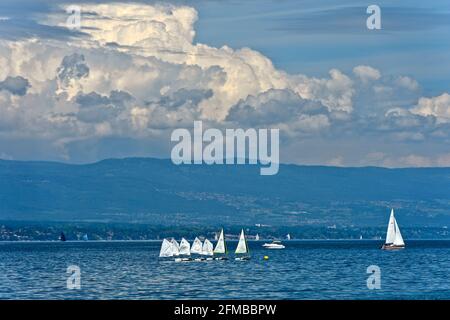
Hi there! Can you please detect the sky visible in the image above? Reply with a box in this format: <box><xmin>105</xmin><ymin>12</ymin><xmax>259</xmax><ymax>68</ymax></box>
<box><xmin>0</xmin><ymin>0</ymin><xmax>449</xmax><ymax>167</ymax></box>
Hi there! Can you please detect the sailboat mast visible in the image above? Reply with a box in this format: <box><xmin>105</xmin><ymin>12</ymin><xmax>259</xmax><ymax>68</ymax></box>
<box><xmin>223</xmin><ymin>229</ymin><xmax>228</xmax><ymax>254</ymax></box>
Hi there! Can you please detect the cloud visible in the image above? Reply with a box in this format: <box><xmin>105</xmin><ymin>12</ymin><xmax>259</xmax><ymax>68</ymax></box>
<box><xmin>0</xmin><ymin>2</ymin><xmax>448</xmax><ymax>167</ymax></box>
<box><xmin>56</xmin><ymin>53</ymin><xmax>90</xmax><ymax>97</ymax></box>
<box><xmin>0</xmin><ymin>75</ymin><xmax>30</xmax><ymax>95</ymax></box>
<box><xmin>353</xmin><ymin>65</ymin><xmax>381</xmax><ymax>83</ymax></box>
<box><xmin>411</xmin><ymin>93</ymin><xmax>450</xmax><ymax>124</ymax></box>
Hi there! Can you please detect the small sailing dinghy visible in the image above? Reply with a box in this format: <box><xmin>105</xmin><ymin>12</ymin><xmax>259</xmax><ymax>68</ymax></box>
<box><xmin>381</xmin><ymin>209</ymin><xmax>405</xmax><ymax>250</ymax></box>
<box><xmin>286</xmin><ymin>234</ymin><xmax>291</xmax><ymax>240</ymax></box>
<box><xmin>191</xmin><ymin>237</ymin><xmax>204</xmax><ymax>261</ymax></box>
<box><xmin>82</xmin><ymin>234</ymin><xmax>88</xmax><ymax>241</ymax></box>
<box><xmin>159</xmin><ymin>239</ymin><xmax>174</xmax><ymax>258</ymax></box>
<box><xmin>213</xmin><ymin>229</ymin><xmax>228</xmax><ymax>260</ymax></box>
<box><xmin>174</xmin><ymin>238</ymin><xmax>192</xmax><ymax>262</ymax></box>
<box><xmin>202</xmin><ymin>239</ymin><xmax>214</xmax><ymax>260</ymax></box>
<box><xmin>255</xmin><ymin>234</ymin><xmax>260</xmax><ymax>241</ymax></box>
<box><xmin>235</xmin><ymin>229</ymin><xmax>250</xmax><ymax>261</ymax></box>
<box><xmin>170</xmin><ymin>239</ymin><xmax>181</xmax><ymax>262</ymax></box>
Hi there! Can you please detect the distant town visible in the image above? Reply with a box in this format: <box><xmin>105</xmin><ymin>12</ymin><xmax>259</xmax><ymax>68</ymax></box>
<box><xmin>1</xmin><ymin>221</ymin><xmax>449</xmax><ymax>241</ymax></box>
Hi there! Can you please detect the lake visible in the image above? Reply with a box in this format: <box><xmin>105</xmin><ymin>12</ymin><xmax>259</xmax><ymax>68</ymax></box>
<box><xmin>1</xmin><ymin>240</ymin><xmax>449</xmax><ymax>299</ymax></box>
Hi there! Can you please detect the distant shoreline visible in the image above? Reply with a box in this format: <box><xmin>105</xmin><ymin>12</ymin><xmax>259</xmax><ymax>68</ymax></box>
<box><xmin>2</xmin><ymin>238</ymin><xmax>450</xmax><ymax>243</ymax></box>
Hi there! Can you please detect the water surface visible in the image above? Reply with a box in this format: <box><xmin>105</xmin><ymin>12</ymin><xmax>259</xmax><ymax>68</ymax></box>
<box><xmin>1</xmin><ymin>240</ymin><xmax>449</xmax><ymax>299</ymax></box>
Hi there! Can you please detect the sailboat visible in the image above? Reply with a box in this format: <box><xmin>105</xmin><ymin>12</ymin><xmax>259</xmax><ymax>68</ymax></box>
<box><xmin>235</xmin><ymin>229</ymin><xmax>250</xmax><ymax>261</ymax></box>
<box><xmin>82</xmin><ymin>234</ymin><xmax>88</xmax><ymax>241</ymax></box>
<box><xmin>171</xmin><ymin>239</ymin><xmax>180</xmax><ymax>257</ymax></box>
<box><xmin>175</xmin><ymin>238</ymin><xmax>192</xmax><ymax>262</ymax></box>
<box><xmin>202</xmin><ymin>239</ymin><xmax>214</xmax><ymax>260</ymax></box>
<box><xmin>60</xmin><ymin>232</ymin><xmax>66</xmax><ymax>242</ymax></box>
<box><xmin>286</xmin><ymin>234</ymin><xmax>291</xmax><ymax>240</ymax></box>
<box><xmin>191</xmin><ymin>237</ymin><xmax>204</xmax><ymax>261</ymax></box>
<box><xmin>159</xmin><ymin>239</ymin><xmax>174</xmax><ymax>258</ymax></box>
<box><xmin>381</xmin><ymin>209</ymin><xmax>405</xmax><ymax>250</ymax></box>
<box><xmin>213</xmin><ymin>229</ymin><xmax>228</xmax><ymax>260</ymax></box>
<box><xmin>255</xmin><ymin>234</ymin><xmax>260</xmax><ymax>241</ymax></box>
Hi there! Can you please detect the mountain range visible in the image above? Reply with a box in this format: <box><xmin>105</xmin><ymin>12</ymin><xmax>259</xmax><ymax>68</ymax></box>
<box><xmin>1</xmin><ymin>158</ymin><xmax>449</xmax><ymax>227</ymax></box>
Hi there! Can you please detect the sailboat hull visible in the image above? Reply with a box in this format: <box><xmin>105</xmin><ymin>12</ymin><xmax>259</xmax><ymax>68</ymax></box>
<box><xmin>381</xmin><ymin>244</ymin><xmax>405</xmax><ymax>250</ymax></box>
<box><xmin>235</xmin><ymin>256</ymin><xmax>250</xmax><ymax>261</ymax></box>
<box><xmin>214</xmin><ymin>257</ymin><xmax>228</xmax><ymax>261</ymax></box>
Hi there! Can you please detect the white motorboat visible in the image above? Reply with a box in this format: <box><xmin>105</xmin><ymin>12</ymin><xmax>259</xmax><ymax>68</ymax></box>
<box><xmin>262</xmin><ymin>240</ymin><xmax>285</xmax><ymax>249</ymax></box>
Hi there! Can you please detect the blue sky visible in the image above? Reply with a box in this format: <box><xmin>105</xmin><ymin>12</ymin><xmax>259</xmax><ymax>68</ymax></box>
<box><xmin>0</xmin><ymin>0</ymin><xmax>449</xmax><ymax>166</ymax></box>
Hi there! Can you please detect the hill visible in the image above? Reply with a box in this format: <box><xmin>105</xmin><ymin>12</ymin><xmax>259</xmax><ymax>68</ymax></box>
<box><xmin>1</xmin><ymin>158</ymin><xmax>449</xmax><ymax>226</ymax></box>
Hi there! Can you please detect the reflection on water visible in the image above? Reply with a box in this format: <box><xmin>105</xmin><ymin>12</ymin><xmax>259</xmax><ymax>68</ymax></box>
<box><xmin>1</xmin><ymin>240</ymin><xmax>450</xmax><ymax>299</ymax></box>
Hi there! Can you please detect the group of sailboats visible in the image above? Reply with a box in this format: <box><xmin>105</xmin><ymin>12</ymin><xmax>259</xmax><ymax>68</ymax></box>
<box><xmin>159</xmin><ymin>209</ymin><xmax>404</xmax><ymax>259</ymax></box>
<box><xmin>159</xmin><ymin>229</ymin><xmax>250</xmax><ymax>261</ymax></box>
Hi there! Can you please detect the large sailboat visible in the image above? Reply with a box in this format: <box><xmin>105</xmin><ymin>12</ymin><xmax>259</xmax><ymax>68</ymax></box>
<box><xmin>381</xmin><ymin>209</ymin><xmax>405</xmax><ymax>250</ymax></box>
<box><xmin>213</xmin><ymin>229</ymin><xmax>228</xmax><ymax>260</ymax></box>
<box><xmin>235</xmin><ymin>229</ymin><xmax>250</xmax><ymax>260</ymax></box>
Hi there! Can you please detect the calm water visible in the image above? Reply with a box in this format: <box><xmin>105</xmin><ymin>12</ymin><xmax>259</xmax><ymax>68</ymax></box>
<box><xmin>1</xmin><ymin>240</ymin><xmax>449</xmax><ymax>300</ymax></box>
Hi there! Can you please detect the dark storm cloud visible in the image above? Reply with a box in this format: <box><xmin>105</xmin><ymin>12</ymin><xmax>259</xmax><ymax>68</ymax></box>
<box><xmin>75</xmin><ymin>90</ymin><xmax>134</xmax><ymax>123</ymax></box>
<box><xmin>157</xmin><ymin>88</ymin><xmax>213</xmax><ymax>109</ymax></box>
<box><xmin>0</xmin><ymin>76</ymin><xmax>30</xmax><ymax>96</ymax></box>
<box><xmin>227</xmin><ymin>89</ymin><xmax>328</xmax><ymax>127</ymax></box>
<box><xmin>57</xmin><ymin>53</ymin><xmax>90</xmax><ymax>87</ymax></box>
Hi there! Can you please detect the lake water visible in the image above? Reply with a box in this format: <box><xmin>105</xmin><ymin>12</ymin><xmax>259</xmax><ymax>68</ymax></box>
<box><xmin>1</xmin><ymin>240</ymin><xmax>449</xmax><ymax>299</ymax></box>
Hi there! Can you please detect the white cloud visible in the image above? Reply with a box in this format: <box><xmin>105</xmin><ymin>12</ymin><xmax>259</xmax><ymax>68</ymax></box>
<box><xmin>395</xmin><ymin>76</ymin><xmax>419</xmax><ymax>91</ymax></box>
<box><xmin>0</xmin><ymin>2</ymin><xmax>448</xmax><ymax>166</ymax></box>
<box><xmin>411</xmin><ymin>93</ymin><xmax>450</xmax><ymax>123</ymax></box>
<box><xmin>353</xmin><ymin>65</ymin><xmax>381</xmax><ymax>83</ymax></box>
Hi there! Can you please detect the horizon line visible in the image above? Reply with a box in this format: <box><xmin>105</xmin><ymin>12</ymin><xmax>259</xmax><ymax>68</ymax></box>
<box><xmin>1</xmin><ymin>156</ymin><xmax>450</xmax><ymax>170</ymax></box>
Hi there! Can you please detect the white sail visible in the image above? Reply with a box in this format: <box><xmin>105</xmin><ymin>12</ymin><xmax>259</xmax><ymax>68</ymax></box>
<box><xmin>385</xmin><ymin>209</ymin><xmax>396</xmax><ymax>244</ymax></box>
<box><xmin>214</xmin><ymin>229</ymin><xmax>226</xmax><ymax>254</ymax></box>
<box><xmin>287</xmin><ymin>234</ymin><xmax>291</xmax><ymax>240</ymax></box>
<box><xmin>159</xmin><ymin>239</ymin><xmax>173</xmax><ymax>257</ymax></box>
<box><xmin>235</xmin><ymin>229</ymin><xmax>248</xmax><ymax>254</ymax></box>
<box><xmin>255</xmin><ymin>234</ymin><xmax>260</xmax><ymax>241</ymax></box>
<box><xmin>171</xmin><ymin>239</ymin><xmax>180</xmax><ymax>256</ymax></box>
<box><xmin>393</xmin><ymin>219</ymin><xmax>405</xmax><ymax>246</ymax></box>
<box><xmin>191</xmin><ymin>237</ymin><xmax>203</xmax><ymax>254</ymax></box>
<box><xmin>202</xmin><ymin>239</ymin><xmax>214</xmax><ymax>256</ymax></box>
<box><xmin>179</xmin><ymin>238</ymin><xmax>191</xmax><ymax>256</ymax></box>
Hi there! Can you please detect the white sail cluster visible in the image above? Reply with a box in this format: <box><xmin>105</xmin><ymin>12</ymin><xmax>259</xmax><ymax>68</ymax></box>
<box><xmin>159</xmin><ymin>229</ymin><xmax>250</xmax><ymax>260</ymax></box>
<box><xmin>159</xmin><ymin>237</ymin><xmax>193</xmax><ymax>257</ymax></box>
